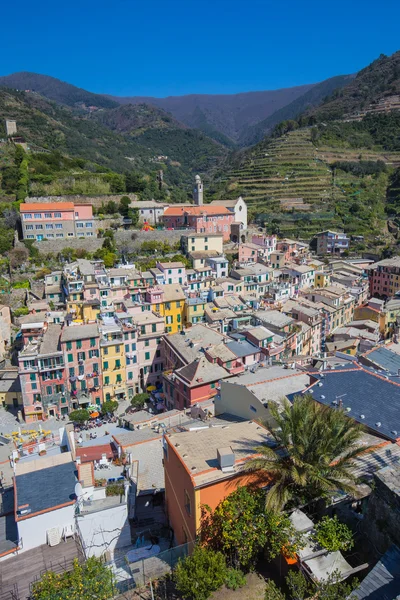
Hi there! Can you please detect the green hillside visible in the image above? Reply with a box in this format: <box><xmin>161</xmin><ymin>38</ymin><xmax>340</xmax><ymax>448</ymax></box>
<box><xmin>213</xmin><ymin>127</ymin><xmax>400</xmax><ymax>243</ymax></box>
<box><xmin>0</xmin><ymin>88</ymin><xmax>226</xmax><ymax>200</ymax></box>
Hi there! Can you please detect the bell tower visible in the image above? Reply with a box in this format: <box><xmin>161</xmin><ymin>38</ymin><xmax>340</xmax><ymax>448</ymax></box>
<box><xmin>193</xmin><ymin>174</ymin><xmax>203</xmax><ymax>206</ymax></box>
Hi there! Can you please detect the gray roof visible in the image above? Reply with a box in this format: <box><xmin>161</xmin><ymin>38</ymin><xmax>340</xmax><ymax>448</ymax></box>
<box><xmin>226</xmin><ymin>340</ymin><xmax>260</xmax><ymax>358</ymax></box>
<box><xmin>363</xmin><ymin>347</ymin><xmax>400</xmax><ymax>374</ymax></box>
<box><xmin>129</xmin><ymin>438</ymin><xmax>164</xmax><ymax>494</ymax></box>
<box><xmin>15</xmin><ymin>461</ymin><xmax>76</xmax><ymax>517</ymax></box>
<box><xmin>307</xmin><ymin>366</ymin><xmax>400</xmax><ymax>441</ymax></box>
<box><xmin>165</xmin><ymin>325</ymin><xmax>227</xmax><ymax>364</ymax></box>
<box><xmin>227</xmin><ymin>365</ymin><xmax>311</xmax><ymax>404</ymax></box>
<box><xmin>40</xmin><ymin>324</ymin><xmax>62</xmax><ymax>355</ymax></box>
<box><xmin>353</xmin><ymin>545</ymin><xmax>400</xmax><ymax>599</ymax></box>
<box><xmin>253</xmin><ymin>310</ymin><xmax>294</xmax><ymax>328</ymax></box>
<box><xmin>61</xmin><ymin>323</ymin><xmax>99</xmax><ymax>342</ymax></box>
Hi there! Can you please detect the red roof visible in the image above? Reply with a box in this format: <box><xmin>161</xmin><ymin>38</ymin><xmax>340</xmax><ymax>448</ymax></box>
<box><xmin>76</xmin><ymin>443</ymin><xmax>116</xmax><ymax>463</ymax></box>
<box><xmin>21</xmin><ymin>202</ymin><xmax>75</xmax><ymax>212</ymax></box>
<box><xmin>164</xmin><ymin>205</ymin><xmax>231</xmax><ymax>217</ymax></box>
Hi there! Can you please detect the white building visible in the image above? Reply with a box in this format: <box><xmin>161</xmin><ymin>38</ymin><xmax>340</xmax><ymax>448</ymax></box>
<box><xmin>210</xmin><ymin>197</ymin><xmax>248</xmax><ymax>230</ymax></box>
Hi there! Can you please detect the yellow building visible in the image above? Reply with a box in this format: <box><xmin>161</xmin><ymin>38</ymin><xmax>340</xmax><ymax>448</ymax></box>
<box><xmin>315</xmin><ymin>272</ymin><xmax>331</xmax><ymax>288</ymax></box>
<box><xmin>0</xmin><ymin>370</ymin><xmax>23</xmax><ymax>409</ymax></box>
<box><xmin>181</xmin><ymin>233</ymin><xmax>223</xmax><ymax>255</ymax></box>
<box><xmin>149</xmin><ymin>284</ymin><xmax>185</xmax><ymax>334</ymax></box>
<box><xmin>100</xmin><ymin>324</ymin><xmax>126</xmax><ymax>401</ymax></box>
<box><xmin>184</xmin><ymin>298</ymin><xmax>207</xmax><ymax>325</ymax></box>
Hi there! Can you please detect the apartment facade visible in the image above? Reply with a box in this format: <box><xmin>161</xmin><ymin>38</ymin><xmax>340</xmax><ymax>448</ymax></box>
<box><xmin>163</xmin><ymin>206</ymin><xmax>234</xmax><ymax>241</ymax></box>
<box><xmin>20</xmin><ymin>202</ymin><xmax>96</xmax><ymax>241</ymax></box>
<box><xmin>181</xmin><ymin>233</ymin><xmax>223</xmax><ymax>255</ymax></box>
<box><xmin>315</xmin><ymin>230</ymin><xmax>350</xmax><ymax>255</ymax></box>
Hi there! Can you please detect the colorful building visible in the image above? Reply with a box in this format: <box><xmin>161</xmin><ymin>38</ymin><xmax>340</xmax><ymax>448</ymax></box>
<box><xmin>163</xmin><ymin>421</ymin><xmax>271</xmax><ymax>544</ymax></box>
<box><xmin>20</xmin><ymin>202</ymin><xmax>96</xmax><ymax>241</ymax></box>
<box><xmin>61</xmin><ymin>323</ymin><xmax>102</xmax><ymax>409</ymax></box>
<box><xmin>146</xmin><ymin>284</ymin><xmax>186</xmax><ymax>334</ymax></box>
<box><xmin>99</xmin><ymin>322</ymin><xmax>126</xmax><ymax>402</ymax></box>
<box><xmin>163</xmin><ymin>206</ymin><xmax>235</xmax><ymax>241</ymax></box>
<box><xmin>181</xmin><ymin>233</ymin><xmax>223</xmax><ymax>255</ymax></box>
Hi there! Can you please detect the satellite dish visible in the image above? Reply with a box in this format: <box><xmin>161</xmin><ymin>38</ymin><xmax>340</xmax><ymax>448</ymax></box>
<box><xmin>75</xmin><ymin>482</ymin><xmax>83</xmax><ymax>499</ymax></box>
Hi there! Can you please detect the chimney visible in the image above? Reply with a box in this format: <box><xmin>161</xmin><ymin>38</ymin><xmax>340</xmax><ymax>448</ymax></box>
<box><xmin>217</xmin><ymin>446</ymin><xmax>235</xmax><ymax>472</ymax></box>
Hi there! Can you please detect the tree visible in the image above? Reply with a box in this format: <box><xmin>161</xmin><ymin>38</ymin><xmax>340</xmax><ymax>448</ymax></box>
<box><xmin>31</xmin><ymin>557</ymin><xmax>115</xmax><ymax>600</ymax></box>
<box><xmin>119</xmin><ymin>196</ymin><xmax>131</xmax><ymax>217</ymax></box>
<box><xmin>100</xmin><ymin>400</ymin><xmax>118</xmax><ymax>415</ymax></box>
<box><xmin>69</xmin><ymin>409</ymin><xmax>90</xmax><ymax>424</ymax></box>
<box><xmin>245</xmin><ymin>394</ymin><xmax>370</xmax><ymax>511</ymax></box>
<box><xmin>314</xmin><ymin>515</ymin><xmax>354</xmax><ymax>552</ymax></box>
<box><xmin>9</xmin><ymin>246</ymin><xmax>29</xmax><ymax>269</ymax></box>
<box><xmin>174</xmin><ymin>546</ymin><xmax>227</xmax><ymax>600</ymax></box>
<box><xmin>264</xmin><ymin>580</ymin><xmax>286</xmax><ymax>600</ymax></box>
<box><xmin>200</xmin><ymin>487</ymin><xmax>303</xmax><ymax>571</ymax></box>
<box><xmin>131</xmin><ymin>392</ymin><xmax>149</xmax><ymax>410</ymax></box>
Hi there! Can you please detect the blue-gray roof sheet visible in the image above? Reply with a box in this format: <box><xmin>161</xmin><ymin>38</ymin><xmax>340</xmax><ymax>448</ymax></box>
<box><xmin>16</xmin><ymin>462</ymin><xmax>76</xmax><ymax>516</ymax></box>
<box><xmin>306</xmin><ymin>366</ymin><xmax>400</xmax><ymax>441</ymax></box>
<box><xmin>353</xmin><ymin>545</ymin><xmax>400</xmax><ymax>599</ymax></box>
<box><xmin>226</xmin><ymin>340</ymin><xmax>259</xmax><ymax>358</ymax></box>
<box><xmin>364</xmin><ymin>347</ymin><xmax>400</xmax><ymax>374</ymax></box>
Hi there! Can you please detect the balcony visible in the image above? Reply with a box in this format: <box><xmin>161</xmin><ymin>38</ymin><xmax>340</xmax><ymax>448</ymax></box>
<box><xmin>38</xmin><ymin>359</ymin><xmax>64</xmax><ymax>371</ymax></box>
<box><xmin>100</xmin><ymin>335</ymin><xmax>124</xmax><ymax>347</ymax></box>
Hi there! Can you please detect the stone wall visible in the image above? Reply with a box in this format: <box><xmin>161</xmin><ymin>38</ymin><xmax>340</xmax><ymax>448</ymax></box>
<box><xmin>33</xmin><ymin>238</ymin><xmax>103</xmax><ymax>255</ymax></box>
<box><xmin>115</xmin><ymin>229</ymin><xmax>192</xmax><ymax>250</ymax></box>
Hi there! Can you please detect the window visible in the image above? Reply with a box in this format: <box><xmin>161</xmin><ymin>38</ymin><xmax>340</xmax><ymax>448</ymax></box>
<box><xmin>26</xmin><ymin>234</ymin><xmax>34</xmax><ymax>239</ymax></box>
<box><xmin>145</xmin><ymin>340</ymin><xmax>150</xmax><ymax>347</ymax></box>
<box><xmin>55</xmin><ymin>223</ymin><xmax>63</xmax><ymax>229</ymax></box>
<box><xmin>93</xmin><ymin>377</ymin><xmax>99</xmax><ymax>387</ymax></box>
<box><xmin>68</xmin><ymin>233</ymin><xmax>74</xmax><ymax>237</ymax></box>
<box><xmin>34</xmin><ymin>213</ymin><xmax>42</xmax><ymax>219</ymax></box>
<box><xmin>115</xmin><ymin>345</ymin><xmax>120</xmax><ymax>353</ymax></box>
<box><xmin>86</xmin><ymin>222</ymin><xmax>93</xmax><ymax>228</ymax></box>
<box><xmin>106</xmin><ymin>393</ymin><xmax>111</xmax><ymax>401</ymax></box>
<box><xmin>67</xmin><ymin>353</ymin><xmax>73</xmax><ymax>363</ymax></box>
<box><xmin>90</xmin><ymin>338</ymin><xmax>96</xmax><ymax>347</ymax></box>
<box><xmin>145</xmin><ymin>352</ymin><xmax>150</xmax><ymax>361</ymax></box>
<box><xmin>56</xmin><ymin>233</ymin><xmax>63</xmax><ymax>238</ymax></box>
<box><xmin>30</xmin><ymin>373</ymin><xmax>36</xmax><ymax>381</ymax></box>
<box><xmin>131</xmin><ymin>343</ymin><xmax>136</xmax><ymax>351</ymax></box>
<box><xmin>47</xmin><ymin>234</ymin><xmax>54</xmax><ymax>238</ymax></box>
<box><xmin>104</xmin><ymin>375</ymin><xmax>110</xmax><ymax>385</ymax></box>
<box><xmin>125</xmin><ymin>344</ymin><xmax>130</xmax><ymax>352</ymax></box>
<box><xmin>81</xmin><ymin>380</ymin><xmax>86</xmax><ymax>391</ymax></box>
<box><xmin>210</xmin><ymin>382</ymin><xmax>216</xmax><ymax>389</ymax></box>
<box><xmin>54</xmin><ymin>212</ymin><xmax>61</xmax><ymax>218</ymax></box>
<box><xmin>116</xmin><ymin>374</ymin><xmax>122</xmax><ymax>383</ymax></box>
<box><xmin>46</xmin><ymin>385</ymin><xmax>52</xmax><ymax>395</ymax></box>
<box><xmin>44</xmin><ymin>213</ymin><xmax>52</xmax><ymax>218</ymax></box>
<box><xmin>115</xmin><ymin>359</ymin><xmax>121</xmax><ymax>369</ymax></box>
<box><xmin>77</xmin><ymin>351</ymin><xmax>86</xmax><ymax>361</ymax></box>
<box><xmin>93</xmin><ymin>363</ymin><xmax>98</xmax><ymax>373</ymax></box>
<box><xmin>128</xmin><ymin>372</ymin><xmax>133</xmax><ymax>380</ymax></box>
<box><xmin>24</xmin><ymin>213</ymin><xmax>32</xmax><ymax>219</ymax></box>
<box><xmin>25</xmin><ymin>224</ymin><xmax>34</xmax><ymax>230</ymax></box>
<box><xmin>177</xmin><ymin>314</ymin><xmax>181</xmax><ymax>323</ymax></box>
<box><xmin>103</xmin><ymin>347</ymin><xmax>108</xmax><ymax>355</ymax></box>
<box><xmin>66</xmin><ymin>341</ymin><xmax>72</xmax><ymax>350</ymax></box>
<box><xmin>103</xmin><ymin>361</ymin><xmax>109</xmax><ymax>370</ymax></box>
<box><xmin>76</xmin><ymin>340</ymin><xmax>82</xmax><ymax>349</ymax></box>
<box><xmin>76</xmin><ymin>223</ymin><xmax>84</xmax><ymax>228</ymax></box>
<box><xmin>78</xmin><ymin>365</ymin><xmax>84</xmax><ymax>376</ymax></box>
<box><xmin>35</xmin><ymin>224</ymin><xmax>43</xmax><ymax>230</ymax></box>
<box><xmin>176</xmin><ymin>301</ymin><xmax>181</xmax><ymax>308</ymax></box>
<box><xmin>69</xmin><ymin>367</ymin><xmax>75</xmax><ymax>376</ymax></box>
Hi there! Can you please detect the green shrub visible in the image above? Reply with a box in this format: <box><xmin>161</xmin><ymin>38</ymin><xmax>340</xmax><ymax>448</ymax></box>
<box><xmin>174</xmin><ymin>546</ymin><xmax>227</xmax><ymax>600</ymax></box>
<box><xmin>225</xmin><ymin>568</ymin><xmax>246</xmax><ymax>590</ymax></box>
<box><xmin>12</xmin><ymin>280</ymin><xmax>30</xmax><ymax>289</ymax></box>
<box><xmin>69</xmin><ymin>409</ymin><xmax>90</xmax><ymax>424</ymax></box>
<box><xmin>314</xmin><ymin>516</ymin><xmax>354</xmax><ymax>552</ymax></box>
<box><xmin>131</xmin><ymin>392</ymin><xmax>149</xmax><ymax>409</ymax></box>
<box><xmin>13</xmin><ymin>307</ymin><xmax>29</xmax><ymax>317</ymax></box>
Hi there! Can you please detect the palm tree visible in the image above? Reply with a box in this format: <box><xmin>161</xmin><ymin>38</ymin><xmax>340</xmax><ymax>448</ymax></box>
<box><xmin>246</xmin><ymin>394</ymin><xmax>372</xmax><ymax>511</ymax></box>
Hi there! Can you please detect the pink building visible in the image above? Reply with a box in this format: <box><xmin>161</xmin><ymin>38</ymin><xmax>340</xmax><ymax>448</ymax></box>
<box><xmin>163</xmin><ymin>206</ymin><xmax>234</xmax><ymax>241</ymax></box>
<box><xmin>60</xmin><ymin>323</ymin><xmax>103</xmax><ymax>408</ymax></box>
<box><xmin>21</xmin><ymin>202</ymin><xmax>96</xmax><ymax>241</ymax></box>
<box><xmin>18</xmin><ymin>323</ymin><xmax>67</xmax><ymax>422</ymax></box>
<box><xmin>156</xmin><ymin>261</ymin><xmax>187</xmax><ymax>285</ymax></box>
<box><xmin>133</xmin><ymin>311</ymin><xmax>165</xmax><ymax>390</ymax></box>
<box><xmin>163</xmin><ymin>355</ymin><xmax>230</xmax><ymax>410</ymax></box>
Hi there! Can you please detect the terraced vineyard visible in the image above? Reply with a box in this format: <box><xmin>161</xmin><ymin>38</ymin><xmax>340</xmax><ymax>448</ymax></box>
<box><xmin>219</xmin><ymin>128</ymin><xmax>400</xmax><ymax>238</ymax></box>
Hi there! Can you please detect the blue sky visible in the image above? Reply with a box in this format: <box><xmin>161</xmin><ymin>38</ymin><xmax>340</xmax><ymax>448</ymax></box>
<box><xmin>1</xmin><ymin>0</ymin><xmax>399</xmax><ymax>97</ymax></box>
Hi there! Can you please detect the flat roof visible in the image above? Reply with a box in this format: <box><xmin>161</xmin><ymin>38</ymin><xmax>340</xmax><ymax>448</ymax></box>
<box><xmin>15</xmin><ymin>461</ymin><xmax>76</xmax><ymax>518</ymax></box>
<box><xmin>227</xmin><ymin>365</ymin><xmax>311</xmax><ymax>404</ymax></box>
<box><xmin>362</xmin><ymin>347</ymin><xmax>400</xmax><ymax>373</ymax></box>
<box><xmin>61</xmin><ymin>323</ymin><xmax>99</xmax><ymax>342</ymax></box>
<box><xmin>166</xmin><ymin>420</ymin><xmax>272</xmax><ymax>487</ymax></box>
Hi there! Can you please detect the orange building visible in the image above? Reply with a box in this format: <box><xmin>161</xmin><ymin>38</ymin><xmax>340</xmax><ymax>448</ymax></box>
<box><xmin>163</xmin><ymin>420</ymin><xmax>271</xmax><ymax>545</ymax></box>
